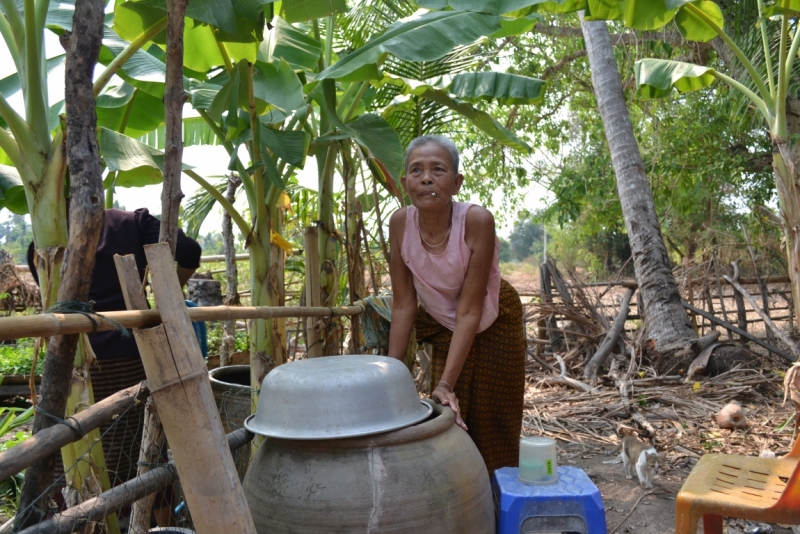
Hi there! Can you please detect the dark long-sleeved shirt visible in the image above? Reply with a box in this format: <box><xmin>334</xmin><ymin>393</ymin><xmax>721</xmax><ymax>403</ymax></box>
<box><xmin>28</xmin><ymin>208</ymin><xmax>202</xmax><ymax>359</ymax></box>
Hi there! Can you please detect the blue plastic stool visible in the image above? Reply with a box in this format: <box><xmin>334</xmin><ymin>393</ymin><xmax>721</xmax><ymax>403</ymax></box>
<box><xmin>493</xmin><ymin>466</ymin><xmax>608</xmax><ymax>534</ymax></box>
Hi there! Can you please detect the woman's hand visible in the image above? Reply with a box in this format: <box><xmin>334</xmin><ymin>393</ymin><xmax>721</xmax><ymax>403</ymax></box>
<box><xmin>432</xmin><ymin>381</ymin><xmax>468</xmax><ymax>431</ymax></box>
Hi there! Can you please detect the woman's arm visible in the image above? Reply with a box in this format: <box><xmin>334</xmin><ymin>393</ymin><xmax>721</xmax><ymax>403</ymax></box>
<box><xmin>432</xmin><ymin>206</ymin><xmax>496</xmax><ymax>430</ymax></box>
<box><xmin>387</xmin><ymin>208</ymin><xmax>418</xmax><ymax>361</ymax></box>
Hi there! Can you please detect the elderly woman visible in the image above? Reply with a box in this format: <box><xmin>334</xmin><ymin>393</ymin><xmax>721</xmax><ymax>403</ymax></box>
<box><xmin>387</xmin><ymin>135</ymin><xmax>526</xmax><ymax>474</ymax></box>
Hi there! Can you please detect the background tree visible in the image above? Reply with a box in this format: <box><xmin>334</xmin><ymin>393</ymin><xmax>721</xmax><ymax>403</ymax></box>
<box><xmin>0</xmin><ymin>215</ymin><xmax>32</xmax><ymax>264</ymax></box>
<box><xmin>508</xmin><ymin>213</ymin><xmax>547</xmax><ymax>262</ymax></box>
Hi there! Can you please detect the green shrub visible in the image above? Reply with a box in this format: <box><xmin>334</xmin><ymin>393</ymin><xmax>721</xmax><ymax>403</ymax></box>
<box><xmin>0</xmin><ymin>340</ymin><xmax>44</xmax><ymax>376</ymax></box>
<box><xmin>206</xmin><ymin>327</ymin><xmax>249</xmax><ymax>356</ymax></box>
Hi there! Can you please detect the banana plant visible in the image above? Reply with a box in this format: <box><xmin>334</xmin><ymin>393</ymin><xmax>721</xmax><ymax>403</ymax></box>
<box><xmin>0</xmin><ymin>0</ymin><xmax>169</xmax><ymax>515</ymax></box>
<box><xmin>135</xmin><ymin>2</ymin><xmax>546</xmax><ymax>361</ymax></box>
<box><xmin>629</xmin><ymin>0</ymin><xmax>800</xmax><ymax>326</ymax></box>
<box><xmin>0</xmin><ymin>0</ymin><xmax>276</xmax><ymax>514</ymax></box>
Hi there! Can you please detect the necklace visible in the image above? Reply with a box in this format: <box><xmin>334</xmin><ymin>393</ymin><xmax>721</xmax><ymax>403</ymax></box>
<box><xmin>418</xmin><ymin>223</ymin><xmax>451</xmax><ymax>248</ymax></box>
<box><xmin>417</xmin><ymin>204</ymin><xmax>453</xmax><ymax>249</ymax></box>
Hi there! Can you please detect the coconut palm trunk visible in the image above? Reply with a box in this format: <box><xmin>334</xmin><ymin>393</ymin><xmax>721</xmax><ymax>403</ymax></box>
<box><xmin>579</xmin><ymin>13</ymin><xmax>696</xmax><ymax>348</ymax></box>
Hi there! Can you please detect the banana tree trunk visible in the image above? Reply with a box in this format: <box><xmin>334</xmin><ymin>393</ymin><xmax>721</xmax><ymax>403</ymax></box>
<box><xmin>59</xmin><ymin>339</ymin><xmax>119</xmax><ymax>534</ymax></box>
<box><xmin>28</xmin><ymin>137</ymin><xmax>68</xmax><ymax>312</ymax></box>
<box><xmin>344</xmin><ymin>150</ymin><xmax>365</xmax><ymax>353</ymax></box>
<box><xmin>17</xmin><ymin>0</ymin><xmax>106</xmax><ymax>526</ymax></box>
<box><xmin>248</xmin><ymin>236</ymin><xmax>273</xmax><ymax>398</ymax></box>
<box><xmin>779</xmin><ymin>96</ymin><xmax>800</xmax><ymax>331</ymax></box>
<box><xmin>774</xmin><ymin>149</ymin><xmax>800</xmax><ymax>330</ymax></box>
<box><xmin>580</xmin><ymin>13</ymin><xmax>696</xmax><ymax>348</ymax></box>
<box><xmin>318</xmin><ymin>146</ymin><xmax>341</xmax><ymax>355</ymax></box>
<box><xmin>246</xmin><ymin>62</ymin><xmax>275</xmax><ymax>401</ymax></box>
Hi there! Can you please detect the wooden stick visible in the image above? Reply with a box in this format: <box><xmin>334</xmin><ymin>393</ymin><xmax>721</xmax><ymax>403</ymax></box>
<box><xmin>516</xmin><ymin>275</ymin><xmax>791</xmax><ymax>295</ymax></box>
<box><xmin>723</xmin><ymin>272</ymin><xmax>800</xmax><ymax>358</ymax></box>
<box><xmin>0</xmin><ymin>384</ymin><xmax>148</xmax><ymax>481</ymax></box>
<box><xmin>549</xmin><ymin>353</ymin><xmax>594</xmax><ymax>393</ymax></box>
<box><xmin>0</xmin><ymin>303</ymin><xmax>366</xmax><ymax>341</ymax></box>
<box><xmin>526</xmin><ymin>348</ymin><xmax>557</xmax><ymax>372</ymax></box>
<box><xmin>128</xmin><ymin>398</ymin><xmax>164</xmax><ymax>534</ymax></box>
<box><xmin>584</xmin><ymin>288</ymin><xmax>634</xmax><ymax>381</ymax></box>
<box><xmin>631</xmin><ymin>410</ymin><xmax>656</xmax><ymax>440</ymax></box>
<box><xmin>158</xmin><ymin>0</ymin><xmax>187</xmax><ymax>258</ymax></box>
<box><xmin>16</xmin><ymin>429</ymin><xmax>253</xmax><ymax>534</ymax></box>
<box><xmin>220</xmin><ymin>174</ymin><xmax>241</xmax><ymax>368</ymax></box>
<box><xmin>608</xmin><ymin>490</ymin><xmax>654</xmax><ymax>534</ymax></box>
<box><xmin>681</xmin><ymin>300</ymin><xmax>794</xmax><ymax>362</ymax></box>
<box><xmin>730</xmin><ymin>261</ymin><xmax>749</xmax><ymax>344</ymax></box>
<box><xmin>712</xmin><ymin>252</ymin><xmax>732</xmax><ymax>339</ymax></box>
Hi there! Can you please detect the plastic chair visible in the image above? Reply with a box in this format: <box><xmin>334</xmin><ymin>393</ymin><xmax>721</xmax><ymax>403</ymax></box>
<box><xmin>675</xmin><ymin>437</ymin><xmax>800</xmax><ymax>533</ymax></box>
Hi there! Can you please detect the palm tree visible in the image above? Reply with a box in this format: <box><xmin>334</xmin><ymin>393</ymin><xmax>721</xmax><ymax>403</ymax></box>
<box><xmin>579</xmin><ymin>14</ymin><xmax>696</xmax><ymax>348</ymax></box>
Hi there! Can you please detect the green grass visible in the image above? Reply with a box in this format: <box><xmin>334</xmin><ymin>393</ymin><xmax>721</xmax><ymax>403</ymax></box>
<box><xmin>0</xmin><ymin>340</ymin><xmax>44</xmax><ymax>376</ymax></box>
<box><xmin>499</xmin><ymin>261</ymin><xmax>538</xmax><ymax>277</ymax></box>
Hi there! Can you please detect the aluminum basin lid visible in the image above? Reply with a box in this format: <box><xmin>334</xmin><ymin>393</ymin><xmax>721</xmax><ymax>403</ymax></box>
<box><xmin>244</xmin><ymin>355</ymin><xmax>433</xmax><ymax>440</ymax></box>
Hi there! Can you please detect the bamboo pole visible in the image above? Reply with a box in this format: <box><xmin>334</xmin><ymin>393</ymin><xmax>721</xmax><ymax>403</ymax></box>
<box><xmin>119</xmin><ymin>244</ymin><xmax>256</xmax><ymax>533</ymax></box>
<box><xmin>0</xmin><ymin>303</ymin><xmax>366</xmax><ymax>341</ymax></box>
<box><xmin>116</xmin><ymin>257</ymin><xmax>165</xmax><ymax>534</ymax></box>
<box><xmin>199</xmin><ymin>254</ymin><xmax>249</xmax><ymax>263</ymax></box>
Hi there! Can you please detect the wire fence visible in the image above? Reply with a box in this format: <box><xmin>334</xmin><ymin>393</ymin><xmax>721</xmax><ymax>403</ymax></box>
<box><xmin>5</xmin><ymin>378</ymin><xmax>253</xmax><ymax>534</ymax></box>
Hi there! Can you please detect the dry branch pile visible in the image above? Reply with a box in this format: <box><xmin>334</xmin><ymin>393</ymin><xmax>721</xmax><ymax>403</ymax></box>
<box><xmin>0</xmin><ymin>250</ymin><xmax>40</xmax><ymax>311</ymax></box>
<box><xmin>523</xmin><ymin>262</ymin><xmax>797</xmax><ymax>463</ymax></box>
<box><xmin>524</xmin><ymin>368</ymin><xmax>792</xmax><ymax>454</ymax></box>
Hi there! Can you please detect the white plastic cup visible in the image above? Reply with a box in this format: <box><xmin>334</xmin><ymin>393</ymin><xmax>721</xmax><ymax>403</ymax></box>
<box><xmin>518</xmin><ymin>436</ymin><xmax>559</xmax><ymax>485</ymax></box>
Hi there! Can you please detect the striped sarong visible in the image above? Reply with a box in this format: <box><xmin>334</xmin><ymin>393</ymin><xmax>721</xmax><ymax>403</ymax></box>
<box><xmin>415</xmin><ymin>279</ymin><xmax>526</xmax><ymax>474</ymax></box>
<box><xmin>89</xmin><ymin>356</ymin><xmax>147</xmax><ymax>487</ymax></box>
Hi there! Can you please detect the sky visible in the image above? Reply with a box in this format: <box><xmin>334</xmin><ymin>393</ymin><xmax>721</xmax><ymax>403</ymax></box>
<box><xmin>0</xmin><ymin>15</ymin><xmax>551</xmax><ymax>241</ymax></box>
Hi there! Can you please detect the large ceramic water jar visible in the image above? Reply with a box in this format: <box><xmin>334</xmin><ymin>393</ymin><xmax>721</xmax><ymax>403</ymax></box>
<box><xmin>242</xmin><ymin>355</ymin><xmax>495</xmax><ymax>533</ymax></box>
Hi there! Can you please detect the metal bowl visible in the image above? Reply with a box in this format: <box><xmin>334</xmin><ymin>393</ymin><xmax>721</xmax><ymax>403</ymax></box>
<box><xmin>244</xmin><ymin>355</ymin><xmax>433</xmax><ymax>440</ymax></box>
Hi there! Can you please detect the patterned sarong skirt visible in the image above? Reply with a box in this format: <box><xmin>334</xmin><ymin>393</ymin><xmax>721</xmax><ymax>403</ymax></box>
<box><xmin>414</xmin><ymin>278</ymin><xmax>526</xmax><ymax>474</ymax></box>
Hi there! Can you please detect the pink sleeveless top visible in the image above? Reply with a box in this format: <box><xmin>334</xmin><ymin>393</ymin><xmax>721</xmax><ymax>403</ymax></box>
<box><xmin>401</xmin><ymin>202</ymin><xmax>500</xmax><ymax>333</ymax></box>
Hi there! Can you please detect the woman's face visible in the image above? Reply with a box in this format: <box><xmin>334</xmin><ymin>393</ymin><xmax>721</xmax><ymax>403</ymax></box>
<box><xmin>402</xmin><ymin>143</ymin><xmax>464</xmax><ymax>208</ymax></box>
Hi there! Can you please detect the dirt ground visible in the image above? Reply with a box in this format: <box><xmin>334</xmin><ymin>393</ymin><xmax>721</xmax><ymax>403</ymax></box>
<box><xmin>500</xmin><ymin>264</ymin><xmax>798</xmax><ymax>533</ymax></box>
<box><xmin>558</xmin><ymin>439</ymin><xmax>795</xmax><ymax>534</ymax></box>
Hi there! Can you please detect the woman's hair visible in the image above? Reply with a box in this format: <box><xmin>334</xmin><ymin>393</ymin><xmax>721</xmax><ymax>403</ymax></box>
<box><xmin>404</xmin><ymin>135</ymin><xmax>460</xmax><ymax>175</ymax></box>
